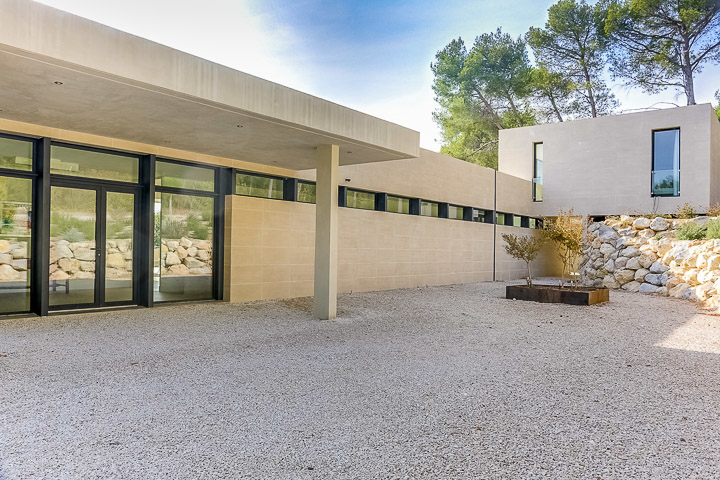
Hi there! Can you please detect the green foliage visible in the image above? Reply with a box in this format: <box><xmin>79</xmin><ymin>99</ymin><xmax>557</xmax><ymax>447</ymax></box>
<box><xmin>154</xmin><ymin>214</ymin><xmax>161</xmax><ymax>248</ymax></box>
<box><xmin>526</xmin><ymin>0</ymin><xmax>618</xmax><ymax>118</ymax></box>
<box><xmin>706</xmin><ymin>219</ymin><xmax>720</xmax><ymax>239</ymax></box>
<box><xmin>676</xmin><ymin>203</ymin><xmax>697</xmax><ymax>219</ymax></box>
<box><xmin>59</xmin><ymin>227</ymin><xmax>86</xmax><ymax>243</ymax></box>
<box><xmin>603</xmin><ymin>0</ymin><xmax>720</xmax><ymax>105</ymax></box>
<box><xmin>106</xmin><ymin>217</ymin><xmax>133</xmax><ymax>240</ymax></box>
<box><xmin>529</xmin><ymin>66</ymin><xmax>575</xmax><ymax>123</ymax></box>
<box><xmin>715</xmin><ymin>90</ymin><xmax>720</xmax><ymax>121</ymax></box>
<box><xmin>707</xmin><ymin>203</ymin><xmax>720</xmax><ymax>217</ymax></box>
<box><xmin>676</xmin><ymin>222</ymin><xmax>707</xmax><ymax>240</ymax></box>
<box><xmin>431</xmin><ymin>30</ymin><xmax>537</xmax><ymax>168</ymax></box>
<box><xmin>161</xmin><ymin>218</ymin><xmax>188</xmax><ymax>240</ymax></box>
<box><xmin>502</xmin><ymin>233</ymin><xmax>544</xmax><ymax>287</ymax></box>
<box><xmin>186</xmin><ymin>214</ymin><xmax>209</xmax><ymax>240</ymax></box>
<box><xmin>50</xmin><ymin>212</ymin><xmax>95</xmax><ymax>241</ymax></box>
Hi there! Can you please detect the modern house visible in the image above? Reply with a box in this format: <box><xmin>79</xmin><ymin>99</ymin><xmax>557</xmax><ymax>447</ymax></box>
<box><xmin>499</xmin><ymin>104</ymin><xmax>720</xmax><ymax>218</ymax></box>
<box><xmin>0</xmin><ymin>0</ymin><xmax>717</xmax><ymax>320</ymax></box>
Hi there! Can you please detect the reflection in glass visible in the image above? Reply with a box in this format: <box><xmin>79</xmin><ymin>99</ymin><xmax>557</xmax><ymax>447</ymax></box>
<box><xmin>387</xmin><ymin>196</ymin><xmax>409</xmax><ymax>214</ymax></box>
<box><xmin>49</xmin><ymin>186</ymin><xmax>96</xmax><ymax>306</ymax></box>
<box><xmin>420</xmin><ymin>201</ymin><xmax>438</xmax><ymax>217</ymax></box>
<box><xmin>496</xmin><ymin>213</ymin><xmax>506</xmax><ymax>225</ymax></box>
<box><xmin>533</xmin><ymin>142</ymin><xmax>543</xmax><ymax>202</ymax></box>
<box><xmin>297</xmin><ymin>181</ymin><xmax>316</xmax><ymax>204</ymax></box>
<box><xmin>50</xmin><ymin>145</ymin><xmax>139</xmax><ymax>183</ymax></box>
<box><xmin>346</xmin><ymin>189</ymin><xmax>375</xmax><ymax>210</ymax></box>
<box><xmin>236</xmin><ymin>174</ymin><xmax>284</xmax><ymax>199</ymax></box>
<box><xmin>105</xmin><ymin>192</ymin><xmax>134</xmax><ymax>303</ymax></box>
<box><xmin>472</xmin><ymin>208</ymin><xmax>486</xmax><ymax>223</ymax></box>
<box><xmin>154</xmin><ymin>192</ymin><xmax>213</xmax><ymax>302</ymax></box>
<box><xmin>448</xmin><ymin>205</ymin><xmax>464</xmax><ymax>220</ymax></box>
<box><xmin>0</xmin><ymin>137</ymin><xmax>33</xmax><ymax>172</ymax></box>
<box><xmin>652</xmin><ymin>129</ymin><xmax>680</xmax><ymax>196</ymax></box>
<box><xmin>155</xmin><ymin>160</ymin><xmax>215</xmax><ymax>192</ymax></box>
<box><xmin>0</xmin><ymin>176</ymin><xmax>32</xmax><ymax>313</ymax></box>
<box><xmin>513</xmin><ymin>215</ymin><xmax>522</xmax><ymax>227</ymax></box>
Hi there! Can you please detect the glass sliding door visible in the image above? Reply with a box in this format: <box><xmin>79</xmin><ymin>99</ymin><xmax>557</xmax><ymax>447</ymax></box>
<box><xmin>105</xmin><ymin>192</ymin><xmax>135</xmax><ymax>303</ymax></box>
<box><xmin>49</xmin><ymin>186</ymin><xmax>97</xmax><ymax>307</ymax></box>
<box><xmin>154</xmin><ymin>192</ymin><xmax>214</xmax><ymax>302</ymax></box>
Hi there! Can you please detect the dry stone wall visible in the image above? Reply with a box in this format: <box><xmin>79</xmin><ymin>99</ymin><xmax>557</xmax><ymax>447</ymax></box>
<box><xmin>580</xmin><ymin>215</ymin><xmax>720</xmax><ymax>308</ymax></box>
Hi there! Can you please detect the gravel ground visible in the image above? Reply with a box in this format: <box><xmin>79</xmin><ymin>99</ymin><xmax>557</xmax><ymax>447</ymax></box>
<box><xmin>2</xmin><ymin>282</ymin><xmax>720</xmax><ymax>479</ymax></box>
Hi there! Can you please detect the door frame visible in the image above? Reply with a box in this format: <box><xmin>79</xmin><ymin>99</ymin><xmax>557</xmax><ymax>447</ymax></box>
<box><xmin>49</xmin><ymin>177</ymin><xmax>141</xmax><ymax>310</ymax></box>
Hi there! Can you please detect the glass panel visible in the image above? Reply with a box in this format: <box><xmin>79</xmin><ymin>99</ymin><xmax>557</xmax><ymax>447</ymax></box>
<box><xmin>154</xmin><ymin>192</ymin><xmax>213</xmax><ymax>302</ymax></box>
<box><xmin>652</xmin><ymin>129</ymin><xmax>680</xmax><ymax>196</ymax></box>
<box><xmin>155</xmin><ymin>161</ymin><xmax>215</xmax><ymax>192</ymax></box>
<box><xmin>0</xmin><ymin>137</ymin><xmax>33</xmax><ymax>172</ymax></box>
<box><xmin>529</xmin><ymin>218</ymin><xmax>537</xmax><ymax>229</ymax></box>
<box><xmin>105</xmin><ymin>192</ymin><xmax>134</xmax><ymax>303</ymax></box>
<box><xmin>49</xmin><ymin>186</ymin><xmax>96</xmax><ymax>306</ymax></box>
<box><xmin>496</xmin><ymin>213</ymin><xmax>505</xmax><ymax>225</ymax></box>
<box><xmin>50</xmin><ymin>145</ymin><xmax>139</xmax><ymax>183</ymax></box>
<box><xmin>448</xmin><ymin>205</ymin><xmax>464</xmax><ymax>220</ymax></box>
<box><xmin>533</xmin><ymin>143</ymin><xmax>543</xmax><ymax>202</ymax></box>
<box><xmin>514</xmin><ymin>216</ymin><xmax>523</xmax><ymax>227</ymax></box>
<box><xmin>387</xmin><ymin>195</ymin><xmax>410</xmax><ymax>214</ymax></box>
<box><xmin>420</xmin><ymin>201</ymin><xmax>438</xmax><ymax>217</ymax></box>
<box><xmin>346</xmin><ymin>190</ymin><xmax>375</xmax><ymax>210</ymax></box>
<box><xmin>0</xmin><ymin>176</ymin><xmax>32</xmax><ymax>313</ymax></box>
<box><xmin>472</xmin><ymin>208</ymin><xmax>485</xmax><ymax>222</ymax></box>
<box><xmin>298</xmin><ymin>181</ymin><xmax>316</xmax><ymax>204</ymax></box>
<box><xmin>235</xmin><ymin>173</ymin><xmax>284</xmax><ymax>199</ymax></box>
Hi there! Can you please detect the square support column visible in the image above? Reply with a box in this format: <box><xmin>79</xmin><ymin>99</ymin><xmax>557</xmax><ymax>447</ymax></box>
<box><xmin>313</xmin><ymin>145</ymin><xmax>339</xmax><ymax>319</ymax></box>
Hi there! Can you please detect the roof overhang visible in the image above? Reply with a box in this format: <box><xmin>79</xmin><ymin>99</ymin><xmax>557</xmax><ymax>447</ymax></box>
<box><xmin>0</xmin><ymin>0</ymin><xmax>420</xmax><ymax>170</ymax></box>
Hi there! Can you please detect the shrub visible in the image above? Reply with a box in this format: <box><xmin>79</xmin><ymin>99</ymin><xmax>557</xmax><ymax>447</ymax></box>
<box><xmin>502</xmin><ymin>233</ymin><xmax>544</xmax><ymax>287</ymax></box>
<box><xmin>676</xmin><ymin>222</ymin><xmax>707</xmax><ymax>240</ymax></box>
<box><xmin>676</xmin><ymin>203</ymin><xmax>696</xmax><ymax>219</ymax></box>
<box><xmin>161</xmin><ymin>218</ymin><xmax>188</xmax><ymax>239</ymax></box>
<box><xmin>50</xmin><ymin>213</ymin><xmax>95</xmax><ymax>241</ymax></box>
<box><xmin>543</xmin><ymin>209</ymin><xmax>583</xmax><ymax>288</ymax></box>
<box><xmin>60</xmin><ymin>227</ymin><xmax>86</xmax><ymax>243</ymax></box>
<box><xmin>186</xmin><ymin>214</ymin><xmax>209</xmax><ymax>240</ymax></box>
<box><xmin>708</xmin><ymin>204</ymin><xmax>720</xmax><ymax>217</ymax></box>
<box><xmin>706</xmin><ymin>219</ymin><xmax>720</xmax><ymax>239</ymax></box>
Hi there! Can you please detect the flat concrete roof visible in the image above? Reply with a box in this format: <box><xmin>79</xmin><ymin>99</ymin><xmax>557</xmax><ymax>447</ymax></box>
<box><xmin>0</xmin><ymin>0</ymin><xmax>420</xmax><ymax>169</ymax></box>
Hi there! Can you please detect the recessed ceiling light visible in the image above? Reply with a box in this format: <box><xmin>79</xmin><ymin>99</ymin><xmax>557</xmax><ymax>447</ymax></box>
<box><xmin>236</xmin><ymin>124</ymin><xmax>244</xmax><ymax>128</ymax></box>
<box><xmin>54</xmin><ymin>81</ymin><xmax>63</xmax><ymax>85</ymax></box>
<box><xmin>346</xmin><ymin>151</ymin><xmax>352</xmax><ymax>154</ymax></box>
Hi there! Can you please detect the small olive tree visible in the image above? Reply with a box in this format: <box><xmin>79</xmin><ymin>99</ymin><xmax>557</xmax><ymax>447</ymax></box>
<box><xmin>502</xmin><ymin>233</ymin><xmax>544</xmax><ymax>287</ymax></box>
<box><xmin>543</xmin><ymin>209</ymin><xmax>583</xmax><ymax>288</ymax></box>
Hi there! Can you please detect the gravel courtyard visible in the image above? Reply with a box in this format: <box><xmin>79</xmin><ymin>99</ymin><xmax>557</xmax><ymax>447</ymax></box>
<box><xmin>2</xmin><ymin>282</ymin><xmax>720</xmax><ymax>479</ymax></box>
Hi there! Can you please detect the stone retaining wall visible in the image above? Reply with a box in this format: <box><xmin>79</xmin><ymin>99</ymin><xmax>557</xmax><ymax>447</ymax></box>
<box><xmin>580</xmin><ymin>215</ymin><xmax>720</xmax><ymax>309</ymax></box>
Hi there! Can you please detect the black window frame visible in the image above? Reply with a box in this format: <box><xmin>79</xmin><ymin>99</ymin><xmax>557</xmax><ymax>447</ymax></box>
<box><xmin>533</xmin><ymin>142</ymin><xmax>543</xmax><ymax>203</ymax></box>
<box><xmin>651</xmin><ymin>127</ymin><xmax>680</xmax><ymax>198</ymax></box>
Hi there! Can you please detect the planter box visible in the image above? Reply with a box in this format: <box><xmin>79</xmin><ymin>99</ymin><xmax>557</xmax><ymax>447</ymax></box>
<box><xmin>506</xmin><ymin>285</ymin><xmax>609</xmax><ymax>305</ymax></box>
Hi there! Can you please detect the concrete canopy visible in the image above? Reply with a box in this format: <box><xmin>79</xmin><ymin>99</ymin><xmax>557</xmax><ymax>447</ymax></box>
<box><xmin>0</xmin><ymin>0</ymin><xmax>420</xmax><ymax>169</ymax></box>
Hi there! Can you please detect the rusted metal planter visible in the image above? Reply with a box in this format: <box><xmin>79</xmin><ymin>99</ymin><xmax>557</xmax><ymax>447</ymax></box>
<box><xmin>506</xmin><ymin>285</ymin><xmax>609</xmax><ymax>305</ymax></box>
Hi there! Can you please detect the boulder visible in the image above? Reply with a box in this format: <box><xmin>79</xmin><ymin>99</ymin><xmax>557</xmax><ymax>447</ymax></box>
<box><xmin>649</xmin><ymin>261</ymin><xmax>668</xmax><ymax>274</ymax></box>
<box><xmin>668</xmin><ymin>242</ymin><xmax>691</xmax><ymax>263</ymax></box>
<box><xmin>74</xmin><ymin>248</ymin><xmax>95</xmax><ymax>262</ymax></box>
<box><xmin>187</xmin><ymin>246</ymin><xmax>198</xmax><ymax>257</ymax></box>
<box><xmin>620</xmin><ymin>246</ymin><xmax>641</xmax><ymax>258</ymax></box>
<box><xmin>49</xmin><ymin>244</ymin><xmax>73</xmax><ymax>263</ymax></box>
<box><xmin>176</xmin><ymin>246</ymin><xmax>188</xmax><ymax>260</ymax></box>
<box><xmin>189</xmin><ymin>267</ymin><xmax>212</xmax><ymax>275</ymax></box>
<box><xmin>49</xmin><ymin>270</ymin><xmax>69</xmax><ymax>281</ymax></box>
<box><xmin>0</xmin><ymin>240</ymin><xmax>11</xmax><ymax>254</ymax></box>
<box><xmin>650</xmin><ymin>217</ymin><xmax>670</xmax><ymax>231</ymax></box>
<box><xmin>600</xmin><ymin>243</ymin><xmax>616</xmax><ymax>256</ymax></box>
<box><xmin>614</xmin><ymin>269</ymin><xmax>635</xmax><ymax>285</ymax></box>
<box><xmin>683</xmin><ymin>269</ymin><xmax>700</xmax><ymax>285</ymax></box>
<box><xmin>183</xmin><ymin>257</ymin><xmax>205</xmax><ymax>269</ymax></box>
<box><xmin>620</xmin><ymin>215</ymin><xmax>633</xmax><ymax>226</ymax></box>
<box><xmin>697</xmin><ymin>269</ymin><xmax>717</xmax><ymax>284</ymax></box>
<box><xmin>603</xmin><ymin>275</ymin><xmax>620</xmax><ymax>289</ymax></box>
<box><xmin>57</xmin><ymin>258</ymin><xmax>80</xmax><ymax>273</ymax></box>
<box><xmin>0</xmin><ymin>264</ymin><xmax>19</xmax><ymax>281</ymax></box>
<box><xmin>666</xmin><ymin>276</ymin><xmax>681</xmax><ymax>290</ymax></box>
<box><xmin>196</xmin><ymin>249</ymin><xmax>210</xmax><ymax>261</ymax></box>
<box><xmin>696</xmin><ymin>282</ymin><xmax>715</xmax><ymax>302</ymax></box>
<box><xmin>634</xmin><ymin>268</ymin><xmax>650</xmax><ymax>282</ymax></box>
<box><xmin>179</xmin><ymin>237</ymin><xmax>193</xmax><ymax>249</ymax></box>
<box><xmin>645</xmin><ymin>273</ymin><xmax>664</xmax><ymax>286</ymax></box>
<box><xmin>633</xmin><ymin>217</ymin><xmax>651</xmax><ymax>230</ymax></box>
<box><xmin>707</xmin><ymin>254</ymin><xmax>720</xmax><ymax>270</ymax></box>
<box><xmin>688</xmin><ymin>216</ymin><xmax>710</xmax><ymax>227</ymax></box>
<box><xmin>0</xmin><ymin>253</ymin><xmax>12</xmax><ymax>265</ymax></box>
<box><xmin>626</xmin><ymin>257</ymin><xmax>641</xmax><ymax>270</ymax></box>
<box><xmin>166</xmin><ymin>264</ymin><xmax>190</xmax><ymax>276</ymax></box>
<box><xmin>669</xmin><ymin>283</ymin><xmax>690</xmax><ymax>298</ymax></box>
<box><xmin>638</xmin><ymin>283</ymin><xmax>660</xmax><ymax>294</ymax></box>
<box><xmin>79</xmin><ymin>261</ymin><xmax>95</xmax><ymax>272</ymax></box>
<box><xmin>657</xmin><ymin>238</ymin><xmax>673</xmax><ymax>256</ymax></box>
<box><xmin>621</xmin><ymin>281</ymin><xmax>641</xmax><ymax>292</ymax></box>
<box><xmin>639</xmin><ymin>252</ymin><xmax>657</xmax><ymax>269</ymax></box>
<box><xmin>604</xmin><ymin>258</ymin><xmax>616</xmax><ymax>273</ymax></box>
<box><xmin>106</xmin><ymin>253</ymin><xmax>126</xmax><ymax>269</ymax></box>
<box><xmin>165</xmin><ymin>252</ymin><xmax>181</xmax><ymax>266</ymax></box>
<box><xmin>196</xmin><ymin>241</ymin><xmax>212</xmax><ymax>251</ymax></box>
<box><xmin>167</xmin><ymin>240</ymin><xmax>179</xmax><ymax>250</ymax></box>
<box><xmin>615</xmin><ymin>257</ymin><xmax>628</xmax><ymax>269</ymax></box>
<box><xmin>656</xmin><ymin>287</ymin><xmax>668</xmax><ymax>296</ymax></box>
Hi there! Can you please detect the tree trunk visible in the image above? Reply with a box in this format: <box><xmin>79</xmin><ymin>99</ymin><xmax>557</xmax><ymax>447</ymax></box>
<box><xmin>549</xmin><ymin>94</ymin><xmax>564</xmax><ymax>122</ymax></box>
<box><xmin>681</xmin><ymin>37</ymin><xmax>696</xmax><ymax>105</ymax></box>
<box><xmin>582</xmin><ymin>65</ymin><xmax>597</xmax><ymax>117</ymax></box>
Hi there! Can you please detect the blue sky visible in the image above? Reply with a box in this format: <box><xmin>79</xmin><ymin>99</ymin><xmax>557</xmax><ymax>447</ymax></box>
<box><xmin>37</xmin><ymin>0</ymin><xmax>720</xmax><ymax>151</ymax></box>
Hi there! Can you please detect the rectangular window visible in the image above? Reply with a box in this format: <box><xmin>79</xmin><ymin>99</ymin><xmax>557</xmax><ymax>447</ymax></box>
<box><xmin>448</xmin><ymin>205</ymin><xmax>464</xmax><ymax>220</ymax></box>
<box><xmin>420</xmin><ymin>200</ymin><xmax>439</xmax><ymax>217</ymax></box>
<box><xmin>0</xmin><ymin>136</ymin><xmax>33</xmax><ymax>172</ymax></box>
<box><xmin>496</xmin><ymin>212</ymin><xmax>505</xmax><ymax>225</ymax></box>
<box><xmin>652</xmin><ymin>128</ymin><xmax>680</xmax><ymax>197</ymax></box>
<box><xmin>0</xmin><ymin>175</ymin><xmax>32</xmax><ymax>313</ymax></box>
<box><xmin>297</xmin><ymin>181</ymin><xmax>316</xmax><ymax>204</ymax></box>
<box><xmin>346</xmin><ymin>189</ymin><xmax>375</xmax><ymax>210</ymax></box>
<box><xmin>386</xmin><ymin>195</ymin><xmax>410</xmax><ymax>214</ymax></box>
<box><xmin>513</xmin><ymin>216</ymin><xmax>522</xmax><ymax>227</ymax></box>
<box><xmin>472</xmin><ymin>208</ymin><xmax>488</xmax><ymax>223</ymax></box>
<box><xmin>50</xmin><ymin>145</ymin><xmax>139</xmax><ymax>183</ymax></box>
<box><xmin>533</xmin><ymin>142</ymin><xmax>543</xmax><ymax>202</ymax></box>
<box><xmin>155</xmin><ymin>160</ymin><xmax>215</xmax><ymax>192</ymax></box>
<box><xmin>529</xmin><ymin>218</ymin><xmax>537</xmax><ymax>229</ymax></box>
<box><xmin>235</xmin><ymin>173</ymin><xmax>284</xmax><ymax>199</ymax></box>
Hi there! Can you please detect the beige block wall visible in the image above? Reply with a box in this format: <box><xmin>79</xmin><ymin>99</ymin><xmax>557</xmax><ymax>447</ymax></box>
<box><xmin>710</xmin><ymin>112</ymin><xmax>720</xmax><ymax>207</ymax></box>
<box><xmin>498</xmin><ymin>104</ymin><xmax>715</xmax><ymax>216</ymax></box>
<box><xmin>494</xmin><ymin>225</ymin><xmax>561</xmax><ymax>281</ymax></box>
<box><xmin>496</xmin><ymin>172</ymin><xmax>534</xmax><ymax>216</ymax></box>
<box><xmin>224</xmin><ymin>195</ymin><xmax>513</xmax><ymax>303</ymax></box>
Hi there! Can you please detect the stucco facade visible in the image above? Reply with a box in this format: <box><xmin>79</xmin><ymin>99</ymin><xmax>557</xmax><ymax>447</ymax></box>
<box><xmin>498</xmin><ymin>104</ymin><xmax>720</xmax><ymax>217</ymax></box>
